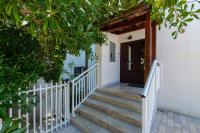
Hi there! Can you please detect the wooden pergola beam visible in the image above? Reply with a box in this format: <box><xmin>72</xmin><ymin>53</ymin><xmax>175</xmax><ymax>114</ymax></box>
<box><xmin>152</xmin><ymin>23</ymin><xmax>157</xmax><ymax>60</ymax></box>
<box><xmin>144</xmin><ymin>13</ymin><xmax>152</xmax><ymax>81</ymax></box>
<box><xmin>101</xmin><ymin>4</ymin><xmax>150</xmax><ymax>34</ymax></box>
<box><xmin>112</xmin><ymin>23</ymin><xmax>145</xmax><ymax>34</ymax></box>
<box><xmin>102</xmin><ymin>15</ymin><xmax>146</xmax><ymax>31</ymax></box>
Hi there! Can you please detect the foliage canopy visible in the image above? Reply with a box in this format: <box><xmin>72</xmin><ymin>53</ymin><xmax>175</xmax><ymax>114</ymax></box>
<box><xmin>0</xmin><ymin>1</ymin><xmax>200</xmax><ymax>131</ymax></box>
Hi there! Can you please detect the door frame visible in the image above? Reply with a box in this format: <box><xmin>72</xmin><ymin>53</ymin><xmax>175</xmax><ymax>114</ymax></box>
<box><xmin>120</xmin><ymin>19</ymin><xmax>156</xmax><ymax>83</ymax></box>
<box><xmin>120</xmin><ymin>39</ymin><xmax>145</xmax><ymax>85</ymax></box>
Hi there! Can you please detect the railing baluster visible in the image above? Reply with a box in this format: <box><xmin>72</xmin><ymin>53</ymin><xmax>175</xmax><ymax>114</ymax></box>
<box><xmin>45</xmin><ymin>84</ymin><xmax>48</xmax><ymax>132</ymax></box>
<box><xmin>9</xmin><ymin>101</ymin><xmax>12</xmax><ymax>118</ymax></box>
<box><xmin>86</xmin><ymin>74</ymin><xmax>88</xmax><ymax>95</ymax></box>
<box><xmin>33</xmin><ymin>85</ymin><xmax>36</xmax><ymax>133</ymax></box>
<box><xmin>50</xmin><ymin>83</ymin><xmax>53</xmax><ymax>133</ymax></box>
<box><xmin>96</xmin><ymin>67</ymin><xmax>97</xmax><ymax>88</ymax></box>
<box><xmin>81</xmin><ymin>78</ymin><xmax>84</xmax><ymax>100</ymax></box>
<box><xmin>64</xmin><ymin>82</ymin><xmax>67</xmax><ymax>126</ymax></box>
<box><xmin>18</xmin><ymin>88</ymin><xmax>21</xmax><ymax>128</ymax></box>
<box><xmin>0</xmin><ymin>119</ymin><xmax>2</xmax><ymax>130</ymax></box>
<box><xmin>39</xmin><ymin>85</ymin><xmax>43</xmax><ymax>132</ymax></box>
<box><xmin>91</xmin><ymin>71</ymin><xmax>93</xmax><ymax>91</ymax></box>
<box><xmin>26</xmin><ymin>91</ymin><xmax>29</xmax><ymax>133</ymax></box>
<box><xmin>89</xmin><ymin>72</ymin><xmax>91</xmax><ymax>93</ymax></box>
<box><xmin>92</xmin><ymin>70</ymin><xmax>94</xmax><ymax>91</ymax></box>
<box><xmin>59</xmin><ymin>82</ymin><xmax>62</xmax><ymax>128</ymax></box>
<box><xmin>76</xmin><ymin>83</ymin><xmax>78</xmax><ymax>106</ymax></box>
<box><xmin>97</xmin><ymin>64</ymin><xmax>100</xmax><ymax>88</ymax></box>
<box><xmin>93</xmin><ymin>70</ymin><xmax>95</xmax><ymax>90</ymax></box>
<box><xmin>55</xmin><ymin>83</ymin><xmax>58</xmax><ymax>130</ymax></box>
<box><xmin>79</xmin><ymin>80</ymin><xmax>81</xmax><ymax>104</ymax></box>
<box><xmin>72</xmin><ymin>82</ymin><xmax>75</xmax><ymax>117</ymax></box>
<box><xmin>83</xmin><ymin>75</ymin><xmax>85</xmax><ymax>96</ymax></box>
<box><xmin>66</xmin><ymin>83</ymin><xmax>70</xmax><ymax>124</ymax></box>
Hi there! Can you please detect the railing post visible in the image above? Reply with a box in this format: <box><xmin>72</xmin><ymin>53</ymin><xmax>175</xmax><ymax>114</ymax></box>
<box><xmin>66</xmin><ymin>82</ymin><xmax>70</xmax><ymax>123</ymax></box>
<box><xmin>97</xmin><ymin>63</ymin><xmax>100</xmax><ymax>88</ymax></box>
<box><xmin>33</xmin><ymin>85</ymin><xmax>36</xmax><ymax>133</ymax></box>
<box><xmin>18</xmin><ymin>88</ymin><xmax>21</xmax><ymax>128</ymax></box>
<box><xmin>0</xmin><ymin>119</ymin><xmax>2</xmax><ymax>130</ymax></box>
<box><xmin>142</xmin><ymin>97</ymin><xmax>148</xmax><ymax>133</ymax></box>
<box><xmin>72</xmin><ymin>81</ymin><xmax>75</xmax><ymax>117</ymax></box>
<box><xmin>39</xmin><ymin>85</ymin><xmax>43</xmax><ymax>133</ymax></box>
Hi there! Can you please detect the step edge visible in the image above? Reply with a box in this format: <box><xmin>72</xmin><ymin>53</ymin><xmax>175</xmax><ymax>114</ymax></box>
<box><xmin>77</xmin><ymin>107</ymin><xmax>127</xmax><ymax>133</ymax></box>
<box><xmin>96</xmin><ymin>89</ymin><xmax>142</xmax><ymax>101</ymax></box>
<box><xmin>90</xmin><ymin>93</ymin><xmax>142</xmax><ymax>114</ymax></box>
<box><xmin>71</xmin><ymin>117</ymin><xmax>90</xmax><ymax>133</ymax></box>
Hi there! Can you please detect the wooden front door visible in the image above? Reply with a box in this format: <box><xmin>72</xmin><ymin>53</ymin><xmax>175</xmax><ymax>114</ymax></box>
<box><xmin>120</xmin><ymin>39</ymin><xmax>145</xmax><ymax>85</ymax></box>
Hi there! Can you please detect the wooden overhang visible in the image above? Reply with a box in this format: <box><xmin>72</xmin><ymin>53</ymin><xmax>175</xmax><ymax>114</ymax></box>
<box><xmin>101</xmin><ymin>4</ymin><xmax>157</xmax><ymax>81</ymax></box>
<box><xmin>101</xmin><ymin>4</ymin><xmax>150</xmax><ymax>35</ymax></box>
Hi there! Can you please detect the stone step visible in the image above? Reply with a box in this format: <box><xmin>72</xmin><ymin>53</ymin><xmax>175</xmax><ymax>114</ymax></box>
<box><xmin>84</xmin><ymin>98</ymin><xmax>142</xmax><ymax>127</ymax></box>
<box><xmin>76</xmin><ymin>105</ymin><xmax>142</xmax><ymax>133</ymax></box>
<box><xmin>56</xmin><ymin>125</ymin><xmax>82</xmax><ymax>133</ymax></box>
<box><xmin>90</xmin><ymin>92</ymin><xmax>142</xmax><ymax>114</ymax></box>
<box><xmin>96</xmin><ymin>89</ymin><xmax>142</xmax><ymax>102</ymax></box>
<box><xmin>71</xmin><ymin>114</ymin><xmax>111</xmax><ymax>133</ymax></box>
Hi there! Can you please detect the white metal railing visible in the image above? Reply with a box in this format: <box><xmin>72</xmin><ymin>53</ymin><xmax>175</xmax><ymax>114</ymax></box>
<box><xmin>6</xmin><ymin>81</ymin><xmax>70</xmax><ymax>133</ymax></box>
<box><xmin>71</xmin><ymin>63</ymin><xmax>99</xmax><ymax>116</ymax></box>
<box><xmin>141</xmin><ymin>60</ymin><xmax>161</xmax><ymax>133</ymax></box>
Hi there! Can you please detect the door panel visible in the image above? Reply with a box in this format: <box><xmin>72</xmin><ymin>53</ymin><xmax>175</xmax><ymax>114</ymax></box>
<box><xmin>120</xmin><ymin>39</ymin><xmax>145</xmax><ymax>85</ymax></box>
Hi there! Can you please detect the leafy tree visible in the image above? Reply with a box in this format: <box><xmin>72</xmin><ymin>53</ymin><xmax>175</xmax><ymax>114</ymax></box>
<box><xmin>0</xmin><ymin>1</ymin><xmax>199</xmax><ymax>81</ymax></box>
<box><xmin>148</xmin><ymin>0</ymin><xmax>200</xmax><ymax>38</ymax></box>
<box><xmin>0</xmin><ymin>26</ymin><xmax>45</xmax><ymax>132</ymax></box>
<box><xmin>0</xmin><ymin>0</ymin><xmax>200</xmax><ymax>132</ymax></box>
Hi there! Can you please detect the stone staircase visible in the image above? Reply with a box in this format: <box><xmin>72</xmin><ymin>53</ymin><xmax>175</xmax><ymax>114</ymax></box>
<box><xmin>71</xmin><ymin>89</ymin><xmax>142</xmax><ymax>133</ymax></box>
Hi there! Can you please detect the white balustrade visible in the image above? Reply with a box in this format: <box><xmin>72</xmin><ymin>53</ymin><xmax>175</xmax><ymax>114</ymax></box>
<box><xmin>3</xmin><ymin>81</ymin><xmax>70</xmax><ymax>133</ymax></box>
<box><xmin>142</xmin><ymin>60</ymin><xmax>161</xmax><ymax>133</ymax></box>
<box><xmin>71</xmin><ymin>63</ymin><xmax>99</xmax><ymax>116</ymax></box>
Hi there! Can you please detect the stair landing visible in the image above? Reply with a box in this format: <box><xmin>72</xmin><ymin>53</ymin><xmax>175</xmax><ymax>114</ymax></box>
<box><xmin>101</xmin><ymin>83</ymin><xmax>144</xmax><ymax>95</ymax></box>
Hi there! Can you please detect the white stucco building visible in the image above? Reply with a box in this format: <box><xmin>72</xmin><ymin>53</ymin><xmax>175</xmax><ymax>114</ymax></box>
<box><xmin>97</xmin><ymin>14</ymin><xmax>200</xmax><ymax>119</ymax></box>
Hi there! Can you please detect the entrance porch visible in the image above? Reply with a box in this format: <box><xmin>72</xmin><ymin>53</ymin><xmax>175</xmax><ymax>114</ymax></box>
<box><xmin>100</xmin><ymin>83</ymin><xmax>144</xmax><ymax>95</ymax></box>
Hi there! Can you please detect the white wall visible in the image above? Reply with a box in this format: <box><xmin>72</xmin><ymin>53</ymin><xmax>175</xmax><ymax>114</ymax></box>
<box><xmin>157</xmin><ymin>18</ymin><xmax>200</xmax><ymax>118</ymax></box>
<box><xmin>98</xmin><ymin>30</ymin><xmax>145</xmax><ymax>87</ymax></box>
<box><xmin>97</xmin><ymin>33</ymin><xmax>120</xmax><ymax>87</ymax></box>
<box><xmin>118</xmin><ymin>29</ymin><xmax>145</xmax><ymax>43</ymax></box>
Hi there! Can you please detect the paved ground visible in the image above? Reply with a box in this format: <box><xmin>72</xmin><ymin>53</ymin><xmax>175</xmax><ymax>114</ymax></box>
<box><xmin>151</xmin><ymin>110</ymin><xmax>200</xmax><ymax>133</ymax></box>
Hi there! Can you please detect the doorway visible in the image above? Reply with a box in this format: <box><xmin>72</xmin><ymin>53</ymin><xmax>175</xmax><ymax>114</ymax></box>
<box><xmin>120</xmin><ymin>39</ymin><xmax>145</xmax><ymax>85</ymax></box>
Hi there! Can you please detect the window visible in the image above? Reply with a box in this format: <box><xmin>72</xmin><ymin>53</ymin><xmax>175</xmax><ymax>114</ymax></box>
<box><xmin>109</xmin><ymin>42</ymin><xmax>116</xmax><ymax>62</ymax></box>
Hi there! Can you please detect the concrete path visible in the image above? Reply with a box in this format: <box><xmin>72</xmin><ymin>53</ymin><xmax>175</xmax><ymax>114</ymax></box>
<box><xmin>151</xmin><ymin>110</ymin><xmax>200</xmax><ymax>133</ymax></box>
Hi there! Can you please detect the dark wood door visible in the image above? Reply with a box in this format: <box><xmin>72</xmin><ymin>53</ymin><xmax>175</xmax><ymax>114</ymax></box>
<box><xmin>120</xmin><ymin>39</ymin><xmax>145</xmax><ymax>85</ymax></box>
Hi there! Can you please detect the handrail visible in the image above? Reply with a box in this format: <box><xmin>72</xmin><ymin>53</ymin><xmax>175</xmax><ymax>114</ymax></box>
<box><xmin>71</xmin><ymin>63</ymin><xmax>99</xmax><ymax>83</ymax></box>
<box><xmin>141</xmin><ymin>60</ymin><xmax>160</xmax><ymax>98</ymax></box>
<box><xmin>71</xmin><ymin>63</ymin><xmax>99</xmax><ymax>117</ymax></box>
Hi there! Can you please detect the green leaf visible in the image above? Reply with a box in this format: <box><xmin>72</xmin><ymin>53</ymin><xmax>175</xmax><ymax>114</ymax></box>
<box><xmin>184</xmin><ymin>18</ymin><xmax>193</xmax><ymax>22</ymax></box>
<box><xmin>12</xmin><ymin>128</ymin><xmax>26</xmax><ymax>133</ymax></box>
<box><xmin>193</xmin><ymin>14</ymin><xmax>199</xmax><ymax>19</ymax></box>
<box><xmin>43</xmin><ymin>19</ymin><xmax>49</xmax><ymax>35</ymax></box>
<box><xmin>172</xmin><ymin>31</ymin><xmax>176</xmax><ymax>36</ymax></box>
<box><xmin>13</xmin><ymin>5</ymin><xmax>20</xmax><ymax>25</ymax></box>
<box><xmin>5</xmin><ymin>0</ymin><xmax>15</xmax><ymax>16</ymax></box>
<box><xmin>195</xmin><ymin>9</ymin><xmax>200</xmax><ymax>13</ymax></box>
